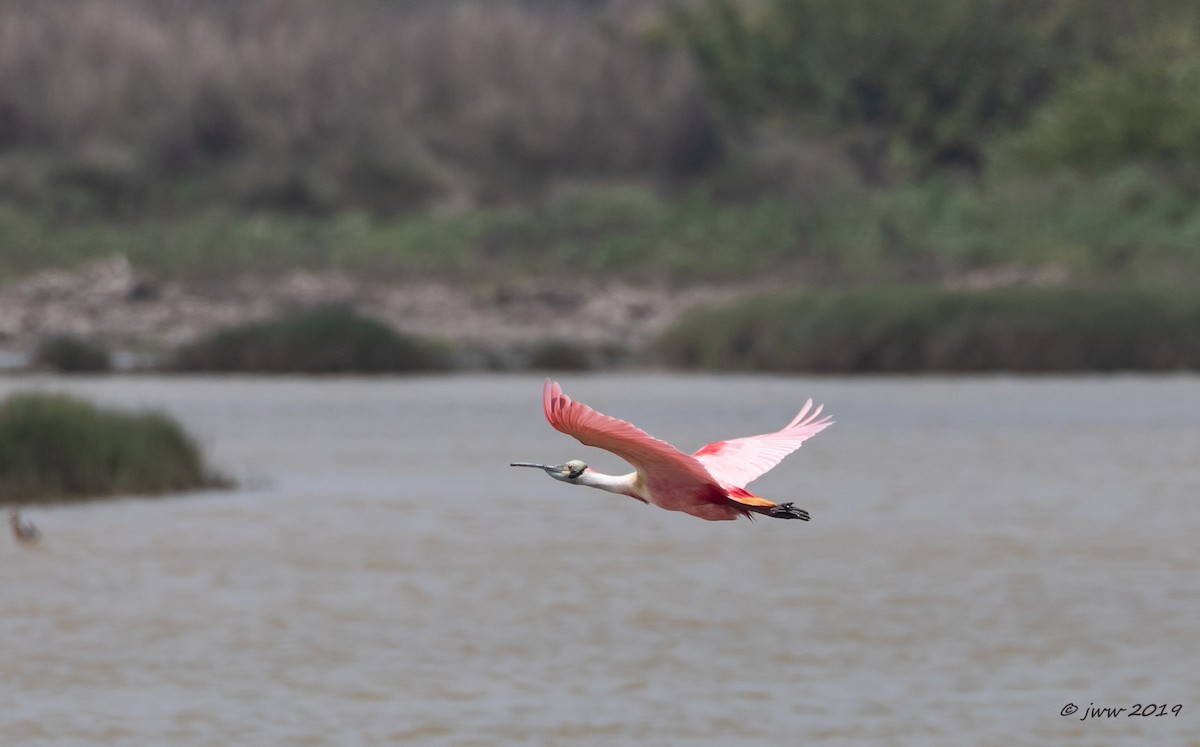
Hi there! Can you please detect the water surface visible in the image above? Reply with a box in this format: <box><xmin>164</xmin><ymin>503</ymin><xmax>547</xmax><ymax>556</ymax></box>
<box><xmin>2</xmin><ymin>374</ymin><xmax>1197</xmax><ymax>745</ymax></box>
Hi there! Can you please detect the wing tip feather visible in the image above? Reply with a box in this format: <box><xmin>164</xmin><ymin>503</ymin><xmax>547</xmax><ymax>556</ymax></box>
<box><xmin>786</xmin><ymin>400</ymin><xmax>834</xmax><ymax>432</ymax></box>
<box><xmin>543</xmin><ymin>378</ymin><xmax>565</xmax><ymax>425</ymax></box>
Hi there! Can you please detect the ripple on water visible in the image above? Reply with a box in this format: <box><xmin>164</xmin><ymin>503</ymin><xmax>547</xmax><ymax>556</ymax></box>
<box><xmin>1</xmin><ymin>374</ymin><xmax>1197</xmax><ymax>745</ymax></box>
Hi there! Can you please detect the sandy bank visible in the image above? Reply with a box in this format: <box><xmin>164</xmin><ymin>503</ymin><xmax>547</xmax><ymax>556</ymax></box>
<box><xmin>0</xmin><ymin>256</ymin><xmax>760</xmax><ymax>357</ymax></box>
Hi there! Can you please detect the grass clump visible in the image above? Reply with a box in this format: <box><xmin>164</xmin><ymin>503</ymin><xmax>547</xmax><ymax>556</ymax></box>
<box><xmin>167</xmin><ymin>306</ymin><xmax>451</xmax><ymax>374</ymax></box>
<box><xmin>656</xmin><ymin>287</ymin><xmax>1200</xmax><ymax>373</ymax></box>
<box><xmin>0</xmin><ymin>392</ymin><xmax>226</xmax><ymax>504</ymax></box>
<box><xmin>32</xmin><ymin>334</ymin><xmax>112</xmax><ymax>373</ymax></box>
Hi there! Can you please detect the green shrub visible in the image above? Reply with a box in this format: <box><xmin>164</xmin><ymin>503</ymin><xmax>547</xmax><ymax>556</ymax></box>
<box><xmin>32</xmin><ymin>334</ymin><xmax>112</xmax><ymax>373</ymax></box>
<box><xmin>167</xmin><ymin>306</ymin><xmax>452</xmax><ymax>373</ymax></box>
<box><xmin>0</xmin><ymin>392</ymin><xmax>226</xmax><ymax>503</ymax></box>
<box><xmin>667</xmin><ymin>0</ymin><xmax>1192</xmax><ymax>175</ymax></box>
<box><xmin>1006</xmin><ymin>15</ymin><xmax>1200</xmax><ymax>170</ymax></box>
<box><xmin>656</xmin><ymin>288</ymin><xmax>1200</xmax><ymax>372</ymax></box>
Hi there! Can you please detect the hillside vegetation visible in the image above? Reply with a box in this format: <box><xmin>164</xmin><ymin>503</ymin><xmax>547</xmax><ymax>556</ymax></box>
<box><xmin>0</xmin><ymin>0</ymin><xmax>1198</xmax><ymax>286</ymax></box>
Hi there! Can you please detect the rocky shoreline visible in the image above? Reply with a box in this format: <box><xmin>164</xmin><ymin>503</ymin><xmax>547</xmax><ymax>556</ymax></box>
<box><xmin>0</xmin><ymin>256</ymin><xmax>761</xmax><ymax>361</ymax></box>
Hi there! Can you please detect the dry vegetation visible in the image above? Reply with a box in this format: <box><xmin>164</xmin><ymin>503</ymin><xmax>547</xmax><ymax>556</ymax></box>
<box><xmin>0</xmin><ymin>0</ymin><xmax>717</xmax><ymax>219</ymax></box>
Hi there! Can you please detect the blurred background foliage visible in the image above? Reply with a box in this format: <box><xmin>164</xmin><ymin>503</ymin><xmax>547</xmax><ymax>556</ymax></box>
<box><xmin>166</xmin><ymin>306</ymin><xmax>453</xmax><ymax>373</ymax></box>
<box><xmin>0</xmin><ymin>0</ymin><xmax>1198</xmax><ymax>285</ymax></box>
<box><xmin>667</xmin><ymin>0</ymin><xmax>1200</xmax><ymax>176</ymax></box>
<box><xmin>655</xmin><ymin>286</ymin><xmax>1200</xmax><ymax>372</ymax></box>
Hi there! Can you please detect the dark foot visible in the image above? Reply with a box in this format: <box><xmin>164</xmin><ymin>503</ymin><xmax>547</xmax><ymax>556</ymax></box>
<box><xmin>769</xmin><ymin>502</ymin><xmax>810</xmax><ymax>521</ymax></box>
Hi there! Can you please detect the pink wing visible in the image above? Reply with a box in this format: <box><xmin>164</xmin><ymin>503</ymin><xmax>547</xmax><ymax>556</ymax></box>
<box><xmin>692</xmin><ymin>399</ymin><xmax>833</xmax><ymax>488</ymax></box>
<box><xmin>542</xmin><ymin>379</ymin><xmax>719</xmax><ymax>491</ymax></box>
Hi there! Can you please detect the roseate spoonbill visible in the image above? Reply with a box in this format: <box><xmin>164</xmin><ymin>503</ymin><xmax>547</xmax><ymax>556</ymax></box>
<box><xmin>9</xmin><ymin>508</ymin><xmax>40</xmax><ymax>545</ymax></box>
<box><xmin>511</xmin><ymin>379</ymin><xmax>833</xmax><ymax>521</ymax></box>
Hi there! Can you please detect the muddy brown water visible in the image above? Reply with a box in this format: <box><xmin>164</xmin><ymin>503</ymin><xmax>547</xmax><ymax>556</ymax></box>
<box><xmin>2</xmin><ymin>374</ymin><xmax>1197</xmax><ymax>745</ymax></box>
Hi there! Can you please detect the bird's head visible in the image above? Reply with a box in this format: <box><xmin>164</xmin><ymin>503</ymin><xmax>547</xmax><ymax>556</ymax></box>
<box><xmin>510</xmin><ymin>459</ymin><xmax>588</xmax><ymax>483</ymax></box>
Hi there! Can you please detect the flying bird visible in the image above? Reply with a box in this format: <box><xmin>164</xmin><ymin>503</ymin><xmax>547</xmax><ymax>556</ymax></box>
<box><xmin>9</xmin><ymin>508</ymin><xmax>41</xmax><ymax>545</ymax></box>
<box><xmin>512</xmin><ymin>379</ymin><xmax>832</xmax><ymax>521</ymax></box>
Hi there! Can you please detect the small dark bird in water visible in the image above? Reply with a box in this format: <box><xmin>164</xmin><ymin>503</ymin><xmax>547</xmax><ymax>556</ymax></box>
<box><xmin>9</xmin><ymin>508</ymin><xmax>40</xmax><ymax>546</ymax></box>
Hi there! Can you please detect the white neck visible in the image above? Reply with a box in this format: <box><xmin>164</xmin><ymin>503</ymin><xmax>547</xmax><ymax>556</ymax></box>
<box><xmin>577</xmin><ymin>469</ymin><xmax>640</xmax><ymax>497</ymax></box>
